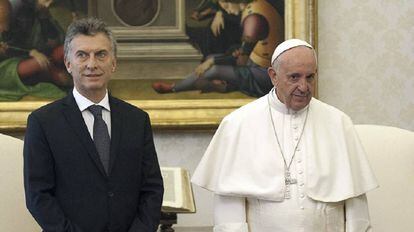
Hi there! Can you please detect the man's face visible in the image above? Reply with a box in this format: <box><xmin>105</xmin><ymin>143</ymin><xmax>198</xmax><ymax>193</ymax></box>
<box><xmin>268</xmin><ymin>46</ymin><xmax>316</xmax><ymax>111</ymax></box>
<box><xmin>65</xmin><ymin>33</ymin><xmax>116</xmax><ymax>97</ymax></box>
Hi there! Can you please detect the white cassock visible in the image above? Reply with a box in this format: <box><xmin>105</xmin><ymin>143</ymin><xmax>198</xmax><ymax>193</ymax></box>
<box><xmin>191</xmin><ymin>89</ymin><xmax>378</xmax><ymax>232</ymax></box>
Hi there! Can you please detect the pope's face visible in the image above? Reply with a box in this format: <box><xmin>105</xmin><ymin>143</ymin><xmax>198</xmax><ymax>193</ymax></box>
<box><xmin>268</xmin><ymin>46</ymin><xmax>316</xmax><ymax>111</ymax></box>
<box><xmin>65</xmin><ymin>33</ymin><xmax>116</xmax><ymax>98</ymax></box>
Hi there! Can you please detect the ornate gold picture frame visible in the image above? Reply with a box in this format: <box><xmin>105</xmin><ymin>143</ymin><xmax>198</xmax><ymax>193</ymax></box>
<box><xmin>0</xmin><ymin>0</ymin><xmax>317</xmax><ymax>133</ymax></box>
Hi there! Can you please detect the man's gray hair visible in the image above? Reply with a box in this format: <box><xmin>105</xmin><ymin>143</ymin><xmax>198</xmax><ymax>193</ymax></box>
<box><xmin>64</xmin><ymin>17</ymin><xmax>117</xmax><ymax>60</ymax></box>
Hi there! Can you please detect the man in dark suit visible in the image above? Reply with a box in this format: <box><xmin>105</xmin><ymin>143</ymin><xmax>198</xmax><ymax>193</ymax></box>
<box><xmin>23</xmin><ymin>17</ymin><xmax>164</xmax><ymax>232</ymax></box>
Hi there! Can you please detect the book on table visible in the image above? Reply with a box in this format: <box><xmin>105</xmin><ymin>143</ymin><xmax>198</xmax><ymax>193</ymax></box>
<box><xmin>161</xmin><ymin>167</ymin><xmax>196</xmax><ymax>213</ymax></box>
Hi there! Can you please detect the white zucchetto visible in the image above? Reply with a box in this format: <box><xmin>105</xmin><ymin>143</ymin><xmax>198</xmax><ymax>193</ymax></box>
<box><xmin>271</xmin><ymin>39</ymin><xmax>313</xmax><ymax>64</ymax></box>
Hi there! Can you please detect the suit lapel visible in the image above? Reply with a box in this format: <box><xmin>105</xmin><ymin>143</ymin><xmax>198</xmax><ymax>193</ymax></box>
<box><xmin>108</xmin><ymin>95</ymin><xmax>122</xmax><ymax>175</ymax></box>
<box><xmin>62</xmin><ymin>92</ymin><xmax>107</xmax><ymax>177</ymax></box>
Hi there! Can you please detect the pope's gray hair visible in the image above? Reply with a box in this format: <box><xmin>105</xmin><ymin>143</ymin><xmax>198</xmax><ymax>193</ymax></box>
<box><xmin>271</xmin><ymin>46</ymin><xmax>317</xmax><ymax>72</ymax></box>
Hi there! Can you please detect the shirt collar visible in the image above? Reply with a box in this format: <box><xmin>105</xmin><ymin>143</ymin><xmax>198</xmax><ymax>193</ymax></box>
<box><xmin>72</xmin><ymin>88</ymin><xmax>111</xmax><ymax>112</ymax></box>
<box><xmin>268</xmin><ymin>87</ymin><xmax>309</xmax><ymax>115</ymax></box>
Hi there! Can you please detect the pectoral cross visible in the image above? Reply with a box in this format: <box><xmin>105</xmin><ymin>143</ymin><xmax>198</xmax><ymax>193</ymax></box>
<box><xmin>284</xmin><ymin>171</ymin><xmax>297</xmax><ymax>199</ymax></box>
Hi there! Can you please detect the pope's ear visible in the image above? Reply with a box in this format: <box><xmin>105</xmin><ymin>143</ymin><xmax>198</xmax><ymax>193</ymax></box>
<box><xmin>268</xmin><ymin>67</ymin><xmax>278</xmax><ymax>86</ymax></box>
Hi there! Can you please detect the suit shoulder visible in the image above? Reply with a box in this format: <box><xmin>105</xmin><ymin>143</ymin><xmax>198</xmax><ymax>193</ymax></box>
<box><xmin>30</xmin><ymin>97</ymin><xmax>66</xmax><ymax>118</ymax></box>
<box><xmin>110</xmin><ymin>96</ymin><xmax>148</xmax><ymax>117</ymax></box>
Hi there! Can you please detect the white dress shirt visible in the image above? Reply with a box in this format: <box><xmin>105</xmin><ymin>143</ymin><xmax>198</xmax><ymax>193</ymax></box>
<box><xmin>72</xmin><ymin>88</ymin><xmax>111</xmax><ymax>139</ymax></box>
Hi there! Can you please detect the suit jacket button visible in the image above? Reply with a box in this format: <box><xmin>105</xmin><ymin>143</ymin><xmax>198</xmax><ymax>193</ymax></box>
<box><xmin>108</xmin><ymin>191</ymin><xmax>114</xmax><ymax>197</ymax></box>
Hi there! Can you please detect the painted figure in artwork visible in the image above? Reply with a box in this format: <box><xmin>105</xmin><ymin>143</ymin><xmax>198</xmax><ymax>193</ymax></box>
<box><xmin>186</xmin><ymin>0</ymin><xmax>243</xmax><ymax>59</ymax></box>
<box><xmin>153</xmin><ymin>0</ymin><xmax>285</xmax><ymax>98</ymax></box>
<box><xmin>113</xmin><ymin>0</ymin><xmax>158</xmax><ymax>26</ymax></box>
<box><xmin>0</xmin><ymin>0</ymin><xmax>71</xmax><ymax>101</ymax></box>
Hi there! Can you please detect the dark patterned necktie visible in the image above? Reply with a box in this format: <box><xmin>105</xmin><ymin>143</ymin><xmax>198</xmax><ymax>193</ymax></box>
<box><xmin>88</xmin><ymin>105</ymin><xmax>110</xmax><ymax>174</ymax></box>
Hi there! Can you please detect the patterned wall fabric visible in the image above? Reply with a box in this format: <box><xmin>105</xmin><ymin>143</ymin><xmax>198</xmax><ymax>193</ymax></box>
<box><xmin>318</xmin><ymin>0</ymin><xmax>414</xmax><ymax>131</ymax></box>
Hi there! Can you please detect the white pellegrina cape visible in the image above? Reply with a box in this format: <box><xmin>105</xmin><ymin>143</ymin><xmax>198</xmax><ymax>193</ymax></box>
<box><xmin>191</xmin><ymin>94</ymin><xmax>378</xmax><ymax>202</ymax></box>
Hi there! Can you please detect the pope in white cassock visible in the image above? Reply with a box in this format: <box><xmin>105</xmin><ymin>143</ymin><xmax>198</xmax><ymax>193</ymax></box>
<box><xmin>191</xmin><ymin>39</ymin><xmax>378</xmax><ymax>232</ymax></box>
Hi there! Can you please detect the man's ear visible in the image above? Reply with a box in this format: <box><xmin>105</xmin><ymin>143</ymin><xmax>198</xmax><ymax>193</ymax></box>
<box><xmin>267</xmin><ymin>67</ymin><xmax>278</xmax><ymax>86</ymax></box>
<box><xmin>64</xmin><ymin>58</ymin><xmax>71</xmax><ymax>73</ymax></box>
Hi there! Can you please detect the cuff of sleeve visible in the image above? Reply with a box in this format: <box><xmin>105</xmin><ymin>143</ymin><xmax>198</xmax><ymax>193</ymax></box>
<box><xmin>214</xmin><ymin>222</ymin><xmax>248</xmax><ymax>232</ymax></box>
<box><xmin>346</xmin><ymin>220</ymin><xmax>372</xmax><ymax>232</ymax></box>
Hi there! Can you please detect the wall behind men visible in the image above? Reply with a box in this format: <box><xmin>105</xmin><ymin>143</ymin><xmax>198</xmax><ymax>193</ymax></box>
<box><xmin>10</xmin><ymin>0</ymin><xmax>413</xmax><ymax>229</ymax></box>
<box><xmin>318</xmin><ymin>0</ymin><xmax>414</xmax><ymax>131</ymax></box>
<box><xmin>156</xmin><ymin>0</ymin><xmax>414</xmax><ymax>228</ymax></box>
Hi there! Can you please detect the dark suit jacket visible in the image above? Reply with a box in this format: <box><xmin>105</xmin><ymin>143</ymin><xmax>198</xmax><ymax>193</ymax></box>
<box><xmin>24</xmin><ymin>92</ymin><xmax>164</xmax><ymax>232</ymax></box>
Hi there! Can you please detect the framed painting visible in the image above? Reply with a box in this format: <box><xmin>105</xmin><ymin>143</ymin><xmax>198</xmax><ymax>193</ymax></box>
<box><xmin>0</xmin><ymin>0</ymin><xmax>317</xmax><ymax>133</ymax></box>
